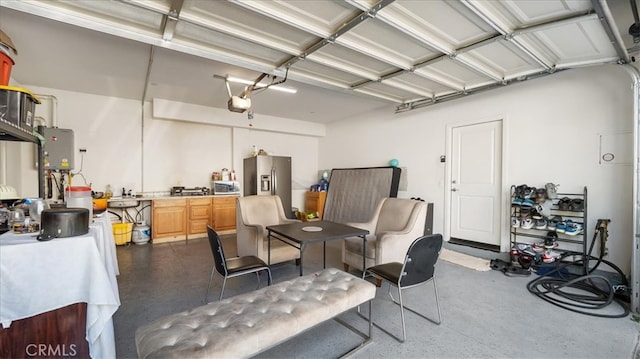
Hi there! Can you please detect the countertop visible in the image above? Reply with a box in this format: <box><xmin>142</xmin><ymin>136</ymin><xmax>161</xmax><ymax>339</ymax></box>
<box><xmin>107</xmin><ymin>194</ymin><xmax>239</xmax><ymax>202</ymax></box>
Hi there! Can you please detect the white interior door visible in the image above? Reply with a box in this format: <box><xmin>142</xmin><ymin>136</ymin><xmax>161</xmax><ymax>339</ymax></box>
<box><xmin>450</xmin><ymin>120</ymin><xmax>502</xmax><ymax>246</ymax></box>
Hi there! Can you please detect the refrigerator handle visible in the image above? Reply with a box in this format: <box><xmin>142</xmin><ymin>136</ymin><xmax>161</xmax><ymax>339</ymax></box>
<box><xmin>271</xmin><ymin>167</ymin><xmax>277</xmax><ymax>195</ymax></box>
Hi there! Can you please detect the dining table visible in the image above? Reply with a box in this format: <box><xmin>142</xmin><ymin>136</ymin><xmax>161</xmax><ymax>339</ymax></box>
<box><xmin>0</xmin><ymin>214</ymin><xmax>120</xmax><ymax>358</ymax></box>
<box><xmin>266</xmin><ymin>220</ymin><xmax>369</xmax><ymax>276</ymax></box>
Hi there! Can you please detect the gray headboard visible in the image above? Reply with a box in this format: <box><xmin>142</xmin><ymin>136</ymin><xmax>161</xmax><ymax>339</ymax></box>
<box><xmin>322</xmin><ymin>167</ymin><xmax>401</xmax><ymax>224</ymax></box>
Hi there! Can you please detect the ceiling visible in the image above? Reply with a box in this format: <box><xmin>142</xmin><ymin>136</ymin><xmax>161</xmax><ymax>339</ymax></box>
<box><xmin>0</xmin><ymin>0</ymin><xmax>637</xmax><ymax>123</ymax></box>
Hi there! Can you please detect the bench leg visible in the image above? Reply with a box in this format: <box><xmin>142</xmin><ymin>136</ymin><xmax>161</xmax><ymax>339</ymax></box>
<box><xmin>336</xmin><ymin>300</ymin><xmax>372</xmax><ymax>358</ymax></box>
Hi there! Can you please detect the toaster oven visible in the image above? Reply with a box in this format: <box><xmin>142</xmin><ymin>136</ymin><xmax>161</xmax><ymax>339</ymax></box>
<box><xmin>212</xmin><ymin>181</ymin><xmax>240</xmax><ymax>195</ymax></box>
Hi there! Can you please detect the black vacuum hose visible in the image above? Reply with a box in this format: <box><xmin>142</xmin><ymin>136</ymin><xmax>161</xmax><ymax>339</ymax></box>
<box><xmin>527</xmin><ymin>220</ymin><xmax>629</xmax><ymax>318</ymax></box>
<box><xmin>527</xmin><ymin>256</ymin><xmax>629</xmax><ymax>318</ymax></box>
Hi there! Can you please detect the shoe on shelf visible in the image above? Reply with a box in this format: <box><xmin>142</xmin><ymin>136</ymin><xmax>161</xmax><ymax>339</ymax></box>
<box><xmin>531</xmin><ymin>208</ymin><xmax>543</xmax><ymax>220</ymax></box>
<box><xmin>565</xmin><ymin>221</ymin><xmax>583</xmax><ymax>236</ymax></box>
<box><xmin>547</xmin><ymin>216</ymin><xmax>562</xmax><ymax>231</ymax></box>
<box><xmin>542</xmin><ymin>249</ymin><xmax>562</xmax><ymax>263</ymax></box>
<box><xmin>545</xmin><ymin>183</ymin><xmax>559</xmax><ymax>199</ymax></box>
<box><xmin>532</xmin><ymin>241</ymin><xmax>546</xmax><ymax>253</ymax></box>
<box><xmin>520</xmin><ymin>218</ymin><xmax>534</xmax><ymax>230</ymax></box>
<box><xmin>523</xmin><ymin>186</ymin><xmax>536</xmax><ymax>199</ymax></box>
<box><xmin>517</xmin><ymin>254</ymin><xmax>534</xmax><ymax>269</ymax></box>
<box><xmin>544</xmin><ymin>231</ymin><xmax>558</xmax><ymax>246</ymax></box>
<box><xmin>558</xmin><ymin>197</ymin><xmax>572</xmax><ymax>211</ymax></box>
<box><xmin>511</xmin><ymin>216</ymin><xmax>520</xmax><ymax>228</ymax></box>
<box><xmin>512</xmin><ymin>197</ymin><xmax>524</xmax><ymax>206</ymax></box>
<box><xmin>514</xmin><ymin>184</ymin><xmax>528</xmax><ymax>198</ymax></box>
<box><xmin>521</xmin><ymin>198</ymin><xmax>535</xmax><ymax>207</ymax></box>
<box><xmin>535</xmin><ymin>199</ymin><xmax>553</xmax><ymax>218</ymax></box>
<box><xmin>510</xmin><ymin>243</ymin><xmax>528</xmax><ymax>257</ymax></box>
<box><xmin>535</xmin><ymin>188</ymin><xmax>547</xmax><ymax>203</ymax></box>
<box><xmin>570</xmin><ymin>198</ymin><xmax>584</xmax><ymax>212</ymax></box>
<box><xmin>534</xmin><ymin>218</ymin><xmax>547</xmax><ymax>230</ymax></box>
<box><xmin>556</xmin><ymin>220</ymin><xmax>567</xmax><ymax>233</ymax></box>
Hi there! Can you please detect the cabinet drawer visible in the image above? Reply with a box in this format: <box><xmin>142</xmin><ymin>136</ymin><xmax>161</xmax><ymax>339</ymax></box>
<box><xmin>153</xmin><ymin>198</ymin><xmax>187</xmax><ymax>208</ymax></box>
<box><xmin>212</xmin><ymin>196</ymin><xmax>236</xmax><ymax>207</ymax></box>
<box><xmin>188</xmin><ymin>198</ymin><xmax>211</xmax><ymax>206</ymax></box>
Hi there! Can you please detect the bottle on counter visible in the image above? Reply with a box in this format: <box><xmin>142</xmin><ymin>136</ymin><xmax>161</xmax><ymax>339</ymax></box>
<box><xmin>105</xmin><ymin>184</ymin><xmax>113</xmax><ymax>199</ymax></box>
<box><xmin>251</xmin><ymin>145</ymin><xmax>258</xmax><ymax>157</ymax></box>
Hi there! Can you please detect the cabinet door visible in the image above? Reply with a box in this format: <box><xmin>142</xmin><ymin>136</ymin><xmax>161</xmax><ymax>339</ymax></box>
<box><xmin>212</xmin><ymin>196</ymin><xmax>237</xmax><ymax>232</ymax></box>
<box><xmin>188</xmin><ymin>198</ymin><xmax>212</xmax><ymax>237</ymax></box>
<box><xmin>305</xmin><ymin>191</ymin><xmax>326</xmax><ymax>219</ymax></box>
<box><xmin>152</xmin><ymin>199</ymin><xmax>187</xmax><ymax>242</ymax></box>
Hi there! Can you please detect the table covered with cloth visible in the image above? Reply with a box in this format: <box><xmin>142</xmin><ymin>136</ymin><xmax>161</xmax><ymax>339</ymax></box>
<box><xmin>0</xmin><ymin>214</ymin><xmax>120</xmax><ymax>358</ymax></box>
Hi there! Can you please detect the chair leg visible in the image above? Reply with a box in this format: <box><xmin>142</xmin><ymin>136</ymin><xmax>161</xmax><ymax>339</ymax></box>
<box><xmin>219</xmin><ymin>277</ymin><xmax>228</xmax><ymax>301</ymax></box>
<box><xmin>433</xmin><ymin>277</ymin><xmax>442</xmax><ymax>324</ymax></box>
<box><xmin>388</xmin><ymin>279</ymin><xmax>442</xmax><ymax>326</ymax></box>
<box><xmin>204</xmin><ymin>267</ymin><xmax>216</xmax><ymax>303</ymax></box>
<box><xmin>266</xmin><ymin>268</ymin><xmax>272</xmax><ymax>286</ymax></box>
<box><xmin>366</xmin><ymin>282</ymin><xmax>405</xmax><ymax>343</ymax></box>
<box><xmin>375</xmin><ymin>278</ymin><xmax>382</xmax><ymax>287</ymax></box>
<box><xmin>398</xmin><ymin>288</ymin><xmax>407</xmax><ymax>343</ymax></box>
<box><xmin>255</xmin><ymin>272</ymin><xmax>262</xmax><ymax>290</ymax></box>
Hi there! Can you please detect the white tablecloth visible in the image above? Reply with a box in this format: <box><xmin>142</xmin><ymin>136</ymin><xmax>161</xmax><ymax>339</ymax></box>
<box><xmin>0</xmin><ymin>214</ymin><xmax>120</xmax><ymax>358</ymax></box>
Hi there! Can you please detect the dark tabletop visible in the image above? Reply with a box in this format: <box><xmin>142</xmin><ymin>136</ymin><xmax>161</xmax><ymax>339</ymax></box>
<box><xmin>266</xmin><ymin>221</ymin><xmax>369</xmax><ymax>244</ymax></box>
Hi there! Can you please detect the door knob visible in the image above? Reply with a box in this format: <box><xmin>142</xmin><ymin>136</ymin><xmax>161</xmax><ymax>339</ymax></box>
<box><xmin>452</xmin><ymin>188</ymin><xmax>458</xmax><ymax>192</ymax></box>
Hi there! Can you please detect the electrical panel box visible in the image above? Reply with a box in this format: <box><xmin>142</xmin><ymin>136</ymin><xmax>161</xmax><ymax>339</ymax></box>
<box><xmin>42</xmin><ymin>127</ymin><xmax>74</xmax><ymax>170</ymax></box>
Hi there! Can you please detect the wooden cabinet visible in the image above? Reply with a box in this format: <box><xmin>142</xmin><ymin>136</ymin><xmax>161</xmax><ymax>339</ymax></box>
<box><xmin>212</xmin><ymin>196</ymin><xmax>237</xmax><ymax>233</ymax></box>
<box><xmin>305</xmin><ymin>191</ymin><xmax>327</xmax><ymax>219</ymax></box>
<box><xmin>152</xmin><ymin>198</ymin><xmax>187</xmax><ymax>243</ymax></box>
<box><xmin>188</xmin><ymin>198</ymin><xmax>212</xmax><ymax>238</ymax></box>
<box><xmin>152</xmin><ymin>196</ymin><xmax>237</xmax><ymax>243</ymax></box>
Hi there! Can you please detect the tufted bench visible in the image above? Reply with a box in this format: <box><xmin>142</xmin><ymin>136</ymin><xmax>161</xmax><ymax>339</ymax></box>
<box><xmin>135</xmin><ymin>268</ymin><xmax>375</xmax><ymax>358</ymax></box>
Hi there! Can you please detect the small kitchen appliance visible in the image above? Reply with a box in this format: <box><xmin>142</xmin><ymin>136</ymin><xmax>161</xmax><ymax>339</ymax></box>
<box><xmin>212</xmin><ymin>181</ymin><xmax>240</xmax><ymax>195</ymax></box>
<box><xmin>170</xmin><ymin>186</ymin><xmax>210</xmax><ymax>196</ymax></box>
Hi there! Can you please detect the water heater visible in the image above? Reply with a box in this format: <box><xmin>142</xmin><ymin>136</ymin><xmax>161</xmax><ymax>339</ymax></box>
<box><xmin>42</xmin><ymin>127</ymin><xmax>74</xmax><ymax>170</ymax></box>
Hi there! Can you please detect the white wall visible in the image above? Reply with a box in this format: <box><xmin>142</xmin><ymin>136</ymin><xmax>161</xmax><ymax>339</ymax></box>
<box><xmin>320</xmin><ymin>64</ymin><xmax>635</xmax><ymax>274</ymax></box>
<box><xmin>6</xmin><ymin>88</ymin><xmax>322</xmax><ymax>211</ymax></box>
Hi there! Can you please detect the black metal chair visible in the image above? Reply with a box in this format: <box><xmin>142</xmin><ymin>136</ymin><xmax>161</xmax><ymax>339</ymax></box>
<box><xmin>364</xmin><ymin>234</ymin><xmax>443</xmax><ymax>342</ymax></box>
<box><xmin>204</xmin><ymin>226</ymin><xmax>272</xmax><ymax>302</ymax></box>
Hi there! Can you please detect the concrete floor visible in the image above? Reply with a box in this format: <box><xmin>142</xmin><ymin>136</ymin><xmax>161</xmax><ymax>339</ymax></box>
<box><xmin>113</xmin><ymin>235</ymin><xmax>640</xmax><ymax>358</ymax></box>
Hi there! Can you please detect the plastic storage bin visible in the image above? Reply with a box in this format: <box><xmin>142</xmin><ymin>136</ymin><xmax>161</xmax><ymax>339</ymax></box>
<box><xmin>113</xmin><ymin>222</ymin><xmax>133</xmax><ymax>245</ymax></box>
<box><xmin>0</xmin><ymin>85</ymin><xmax>41</xmax><ymax>132</ymax></box>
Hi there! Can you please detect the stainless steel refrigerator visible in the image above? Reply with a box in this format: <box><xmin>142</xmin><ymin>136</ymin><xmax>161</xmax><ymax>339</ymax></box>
<box><xmin>243</xmin><ymin>155</ymin><xmax>293</xmax><ymax>218</ymax></box>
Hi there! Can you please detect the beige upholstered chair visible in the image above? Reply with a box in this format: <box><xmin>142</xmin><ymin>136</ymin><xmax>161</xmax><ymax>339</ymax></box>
<box><xmin>236</xmin><ymin>195</ymin><xmax>301</xmax><ymax>265</ymax></box>
<box><xmin>342</xmin><ymin>198</ymin><xmax>428</xmax><ymax>272</ymax></box>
